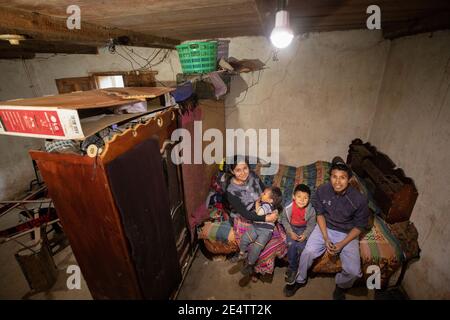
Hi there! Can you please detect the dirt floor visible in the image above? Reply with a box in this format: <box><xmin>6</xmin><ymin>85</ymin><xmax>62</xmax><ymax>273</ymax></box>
<box><xmin>1</xmin><ymin>239</ymin><xmax>375</xmax><ymax>300</ymax></box>
<box><xmin>0</xmin><ymin>239</ymin><xmax>92</xmax><ymax>300</ymax></box>
<box><xmin>177</xmin><ymin>249</ymin><xmax>374</xmax><ymax>300</ymax></box>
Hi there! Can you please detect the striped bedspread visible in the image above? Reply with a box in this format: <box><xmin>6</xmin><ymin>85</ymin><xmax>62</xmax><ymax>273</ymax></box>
<box><xmin>359</xmin><ymin>215</ymin><xmax>404</xmax><ymax>286</ymax></box>
<box><xmin>255</xmin><ymin>161</ymin><xmax>331</xmax><ymax>207</ymax></box>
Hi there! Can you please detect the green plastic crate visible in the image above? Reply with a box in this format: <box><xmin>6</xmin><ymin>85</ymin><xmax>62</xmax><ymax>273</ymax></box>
<box><xmin>176</xmin><ymin>41</ymin><xmax>218</xmax><ymax>74</ymax></box>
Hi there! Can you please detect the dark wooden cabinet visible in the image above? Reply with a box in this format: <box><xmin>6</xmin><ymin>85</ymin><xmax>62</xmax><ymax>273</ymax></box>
<box><xmin>30</xmin><ymin>108</ymin><xmax>182</xmax><ymax>299</ymax></box>
<box><xmin>347</xmin><ymin>139</ymin><xmax>418</xmax><ymax>223</ymax></box>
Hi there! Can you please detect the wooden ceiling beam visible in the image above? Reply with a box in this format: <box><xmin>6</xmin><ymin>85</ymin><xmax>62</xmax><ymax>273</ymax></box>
<box><xmin>254</xmin><ymin>0</ymin><xmax>450</xmax><ymax>39</ymax></box>
<box><xmin>383</xmin><ymin>11</ymin><xmax>450</xmax><ymax>39</ymax></box>
<box><xmin>254</xmin><ymin>0</ymin><xmax>276</xmax><ymax>37</ymax></box>
<box><xmin>0</xmin><ymin>40</ymin><xmax>98</xmax><ymax>54</ymax></box>
<box><xmin>0</xmin><ymin>50</ymin><xmax>35</xmax><ymax>59</ymax></box>
<box><xmin>0</xmin><ymin>6</ymin><xmax>180</xmax><ymax>49</ymax></box>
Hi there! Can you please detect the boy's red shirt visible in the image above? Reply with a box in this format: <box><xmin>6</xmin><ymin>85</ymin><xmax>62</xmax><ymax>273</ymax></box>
<box><xmin>291</xmin><ymin>201</ymin><xmax>307</xmax><ymax>226</ymax></box>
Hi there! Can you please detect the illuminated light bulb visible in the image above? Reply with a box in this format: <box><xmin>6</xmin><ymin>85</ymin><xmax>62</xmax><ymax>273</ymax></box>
<box><xmin>270</xmin><ymin>10</ymin><xmax>294</xmax><ymax>49</ymax></box>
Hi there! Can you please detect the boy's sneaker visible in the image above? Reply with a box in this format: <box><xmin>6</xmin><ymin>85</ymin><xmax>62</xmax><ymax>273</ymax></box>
<box><xmin>333</xmin><ymin>285</ymin><xmax>346</xmax><ymax>300</ymax></box>
<box><xmin>227</xmin><ymin>260</ymin><xmax>244</xmax><ymax>275</ymax></box>
<box><xmin>283</xmin><ymin>281</ymin><xmax>306</xmax><ymax>297</ymax></box>
<box><xmin>285</xmin><ymin>269</ymin><xmax>297</xmax><ymax>285</ymax></box>
<box><xmin>241</xmin><ymin>263</ymin><xmax>254</xmax><ymax>276</ymax></box>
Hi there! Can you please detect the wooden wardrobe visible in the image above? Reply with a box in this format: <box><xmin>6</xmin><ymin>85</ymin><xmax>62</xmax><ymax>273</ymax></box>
<box><xmin>30</xmin><ymin>108</ymin><xmax>182</xmax><ymax>299</ymax></box>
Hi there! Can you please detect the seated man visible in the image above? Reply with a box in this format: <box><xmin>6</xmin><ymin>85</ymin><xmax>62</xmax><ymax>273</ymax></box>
<box><xmin>284</xmin><ymin>157</ymin><xmax>369</xmax><ymax>300</ymax></box>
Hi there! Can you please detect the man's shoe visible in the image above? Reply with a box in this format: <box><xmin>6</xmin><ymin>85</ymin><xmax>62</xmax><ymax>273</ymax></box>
<box><xmin>238</xmin><ymin>274</ymin><xmax>251</xmax><ymax>287</ymax></box>
<box><xmin>285</xmin><ymin>270</ymin><xmax>297</xmax><ymax>285</ymax></box>
<box><xmin>283</xmin><ymin>282</ymin><xmax>305</xmax><ymax>297</ymax></box>
<box><xmin>333</xmin><ymin>285</ymin><xmax>346</xmax><ymax>300</ymax></box>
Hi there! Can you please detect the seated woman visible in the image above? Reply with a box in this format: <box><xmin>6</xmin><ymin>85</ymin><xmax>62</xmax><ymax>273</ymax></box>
<box><xmin>225</xmin><ymin>156</ymin><xmax>280</xmax><ymax>283</ymax></box>
<box><xmin>226</xmin><ymin>156</ymin><xmax>278</xmax><ymax>226</ymax></box>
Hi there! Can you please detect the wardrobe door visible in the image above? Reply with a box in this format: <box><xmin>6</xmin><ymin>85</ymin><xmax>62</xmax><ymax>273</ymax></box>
<box><xmin>30</xmin><ymin>152</ymin><xmax>142</xmax><ymax>299</ymax></box>
<box><xmin>162</xmin><ymin>145</ymin><xmax>191</xmax><ymax>268</ymax></box>
<box><xmin>106</xmin><ymin>138</ymin><xmax>181</xmax><ymax>299</ymax></box>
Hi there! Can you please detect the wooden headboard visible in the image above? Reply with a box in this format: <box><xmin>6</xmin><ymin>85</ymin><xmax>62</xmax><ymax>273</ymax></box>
<box><xmin>346</xmin><ymin>139</ymin><xmax>418</xmax><ymax>223</ymax></box>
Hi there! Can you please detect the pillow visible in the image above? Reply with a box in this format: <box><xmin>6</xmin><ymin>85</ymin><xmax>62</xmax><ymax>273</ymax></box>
<box><xmin>197</xmin><ymin>220</ymin><xmax>235</xmax><ymax>243</ymax></box>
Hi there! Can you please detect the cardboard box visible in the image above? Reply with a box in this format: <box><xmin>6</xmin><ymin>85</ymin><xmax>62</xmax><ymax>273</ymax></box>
<box><xmin>0</xmin><ymin>87</ymin><xmax>174</xmax><ymax>140</ymax></box>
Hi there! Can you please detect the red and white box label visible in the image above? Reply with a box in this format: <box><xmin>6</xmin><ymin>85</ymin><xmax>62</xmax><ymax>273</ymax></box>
<box><xmin>0</xmin><ymin>106</ymin><xmax>83</xmax><ymax>139</ymax></box>
<box><xmin>0</xmin><ymin>109</ymin><xmax>64</xmax><ymax>136</ymax></box>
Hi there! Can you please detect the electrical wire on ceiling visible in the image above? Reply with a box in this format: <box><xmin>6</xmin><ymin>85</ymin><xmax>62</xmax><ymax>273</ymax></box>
<box><xmin>106</xmin><ymin>39</ymin><xmax>172</xmax><ymax>72</ymax></box>
<box><xmin>225</xmin><ymin>45</ymin><xmax>277</xmax><ymax>112</ymax></box>
<box><xmin>123</xmin><ymin>46</ymin><xmax>163</xmax><ymax>67</ymax></box>
<box><xmin>231</xmin><ymin>69</ymin><xmax>263</xmax><ymax>108</ymax></box>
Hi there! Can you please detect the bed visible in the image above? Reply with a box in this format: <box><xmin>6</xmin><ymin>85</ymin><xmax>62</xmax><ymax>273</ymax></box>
<box><xmin>197</xmin><ymin>139</ymin><xmax>420</xmax><ymax>288</ymax></box>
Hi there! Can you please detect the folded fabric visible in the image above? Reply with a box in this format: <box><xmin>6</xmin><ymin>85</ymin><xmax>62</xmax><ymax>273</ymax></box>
<box><xmin>198</xmin><ymin>220</ymin><xmax>234</xmax><ymax>243</ymax></box>
<box><xmin>359</xmin><ymin>215</ymin><xmax>404</xmax><ymax>287</ymax></box>
<box><xmin>387</xmin><ymin>220</ymin><xmax>420</xmax><ymax>261</ymax></box>
<box><xmin>111</xmin><ymin>101</ymin><xmax>147</xmax><ymax>114</ymax></box>
<box><xmin>208</xmin><ymin>206</ymin><xmax>228</xmax><ymax>223</ymax></box>
<box><xmin>45</xmin><ymin>139</ymin><xmax>79</xmax><ymax>153</ymax></box>
<box><xmin>171</xmin><ymin>81</ymin><xmax>193</xmax><ymax>102</ymax></box>
<box><xmin>207</xmin><ymin>71</ymin><xmax>227</xmax><ymax>98</ymax></box>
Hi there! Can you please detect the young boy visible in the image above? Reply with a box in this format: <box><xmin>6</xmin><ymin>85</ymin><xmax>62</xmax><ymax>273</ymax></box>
<box><xmin>238</xmin><ymin>186</ymin><xmax>283</xmax><ymax>275</ymax></box>
<box><xmin>281</xmin><ymin>184</ymin><xmax>317</xmax><ymax>284</ymax></box>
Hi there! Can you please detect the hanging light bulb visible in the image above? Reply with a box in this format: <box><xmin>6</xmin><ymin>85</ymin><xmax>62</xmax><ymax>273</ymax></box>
<box><xmin>270</xmin><ymin>9</ymin><xmax>294</xmax><ymax>49</ymax></box>
<box><xmin>270</xmin><ymin>0</ymin><xmax>294</xmax><ymax>49</ymax></box>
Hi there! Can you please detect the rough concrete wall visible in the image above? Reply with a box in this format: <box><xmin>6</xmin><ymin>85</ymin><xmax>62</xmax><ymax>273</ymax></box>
<box><xmin>0</xmin><ymin>136</ymin><xmax>43</xmax><ymax>201</ymax></box>
<box><xmin>225</xmin><ymin>30</ymin><xmax>390</xmax><ymax>167</ymax></box>
<box><xmin>0</xmin><ymin>60</ymin><xmax>45</xmax><ymax>200</ymax></box>
<box><xmin>0</xmin><ymin>47</ymin><xmax>180</xmax><ymax>200</ymax></box>
<box><xmin>369</xmin><ymin>31</ymin><xmax>450</xmax><ymax>299</ymax></box>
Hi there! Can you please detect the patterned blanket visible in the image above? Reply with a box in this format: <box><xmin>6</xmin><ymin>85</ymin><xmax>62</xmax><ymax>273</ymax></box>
<box><xmin>255</xmin><ymin>161</ymin><xmax>330</xmax><ymax>207</ymax></box>
<box><xmin>198</xmin><ymin>220</ymin><xmax>235</xmax><ymax>243</ymax></box>
<box><xmin>359</xmin><ymin>215</ymin><xmax>404</xmax><ymax>286</ymax></box>
<box><xmin>197</xmin><ymin>217</ymin><xmax>287</xmax><ymax>275</ymax></box>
